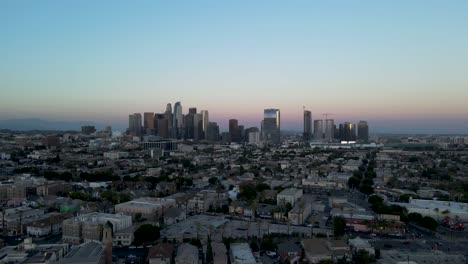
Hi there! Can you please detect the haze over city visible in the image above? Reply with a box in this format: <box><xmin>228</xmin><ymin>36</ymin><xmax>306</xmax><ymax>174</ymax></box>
<box><xmin>1</xmin><ymin>0</ymin><xmax>468</xmax><ymax>133</ymax></box>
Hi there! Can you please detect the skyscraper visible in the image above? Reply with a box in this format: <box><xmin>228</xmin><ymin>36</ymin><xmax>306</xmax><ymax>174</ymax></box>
<box><xmin>165</xmin><ymin>103</ymin><xmax>173</xmax><ymax>136</ymax></box>
<box><xmin>262</xmin><ymin>109</ymin><xmax>281</xmax><ymax>145</ymax></box>
<box><xmin>313</xmin><ymin>120</ymin><xmax>323</xmax><ymax>140</ymax></box>
<box><xmin>229</xmin><ymin>119</ymin><xmax>240</xmax><ymax>143</ymax></box>
<box><xmin>188</xmin><ymin>107</ymin><xmax>197</xmax><ymax>115</ymax></box>
<box><xmin>173</xmin><ymin>102</ymin><xmax>183</xmax><ymax>139</ymax></box>
<box><xmin>144</xmin><ymin>112</ymin><xmax>155</xmax><ymax>131</ymax></box>
<box><xmin>303</xmin><ymin>110</ymin><xmax>312</xmax><ymax>141</ymax></box>
<box><xmin>201</xmin><ymin>110</ymin><xmax>209</xmax><ymax>140</ymax></box>
<box><xmin>206</xmin><ymin>122</ymin><xmax>220</xmax><ymax>141</ymax></box>
<box><xmin>339</xmin><ymin>122</ymin><xmax>357</xmax><ymax>143</ymax></box>
<box><xmin>324</xmin><ymin>119</ymin><xmax>335</xmax><ymax>142</ymax></box>
<box><xmin>357</xmin><ymin>121</ymin><xmax>369</xmax><ymax>142</ymax></box>
<box><xmin>128</xmin><ymin>113</ymin><xmax>142</xmax><ymax>137</ymax></box>
<box><xmin>193</xmin><ymin>113</ymin><xmax>202</xmax><ymax>141</ymax></box>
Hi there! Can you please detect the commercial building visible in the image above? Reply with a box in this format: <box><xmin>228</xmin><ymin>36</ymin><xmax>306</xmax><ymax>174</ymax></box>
<box><xmin>144</xmin><ymin>112</ymin><xmax>155</xmax><ymax>130</ymax></box>
<box><xmin>62</xmin><ymin>212</ymin><xmax>132</xmax><ymax>245</ymax></box>
<box><xmin>173</xmin><ymin>102</ymin><xmax>183</xmax><ymax>139</ymax></box>
<box><xmin>115</xmin><ymin>197</ymin><xmax>176</xmax><ymax>220</ymax></box>
<box><xmin>206</xmin><ymin>122</ymin><xmax>220</xmax><ymax>141</ymax></box>
<box><xmin>303</xmin><ymin>110</ymin><xmax>312</xmax><ymax>141</ymax></box>
<box><xmin>201</xmin><ymin>110</ymin><xmax>209</xmax><ymax>140</ymax></box>
<box><xmin>357</xmin><ymin>120</ymin><xmax>369</xmax><ymax>142</ymax></box>
<box><xmin>129</xmin><ymin>113</ymin><xmax>142</xmax><ymax>137</ymax></box>
<box><xmin>339</xmin><ymin>122</ymin><xmax>356</xmax><ymax>143</ymax></box>
<box><xmin>229</xmin><ymin>119</ymin><xmax>241</xmax><ymax>143</ymax></box>
<box><xmin>262</xmin><ymin>108</ymin><xmax>281</xmax><ymax>145</ymax></box>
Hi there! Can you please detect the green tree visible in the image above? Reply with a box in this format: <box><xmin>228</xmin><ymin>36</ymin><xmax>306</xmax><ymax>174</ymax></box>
<box><xmin>368</xmin><ymin>195</ymin><xmax>383</xmax><ymax>205</ymax></box>
<box><xmin>420</xmin><ymin>216</ymin><xmax>438</xmax><ymax>231</ymax></box>
<box><xmin>206</xmin><ymin>235</ymin><xmax>213</xmax><ymax>264</ymax></box>
<box><xmin>208</xmin><ymin>177</ymin><xmax>218</xmax><ymax>185</ymax></box>
<box><xmin>239</xmin><ymin>185</ymin><xmax>257</xmax><ymax>201</ymax></box>
<box><xmin>333</xmin><ymin>216</ymin><xmax>346</xmax><ymax>238</ymax></box>
<box><xmin>134</xmin><ymin>224</ymin><xmax>160</xmax><ymax>245</ymax></box>
<box><xmin>354</xmin><ymin>249</ymin><xmax>376</xmax><ymax>264</ymax></box>
<box><xmin>359</xmin><ymin>184</ymin><xmax>374</xmax><ymax>195</ymax></box>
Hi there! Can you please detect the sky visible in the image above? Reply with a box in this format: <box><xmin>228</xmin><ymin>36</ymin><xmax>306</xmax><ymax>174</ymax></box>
<box><xmin>1</xmin><ymin>0</ymin><xmax>468</xmax><ymax>133</ymax></box>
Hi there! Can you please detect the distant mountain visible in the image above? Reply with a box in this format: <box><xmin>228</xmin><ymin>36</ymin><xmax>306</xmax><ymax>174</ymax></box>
<box><xmin>0</xmin><ymin>118</ymin><xmax>103</xmax><ymax>131</ymax></box>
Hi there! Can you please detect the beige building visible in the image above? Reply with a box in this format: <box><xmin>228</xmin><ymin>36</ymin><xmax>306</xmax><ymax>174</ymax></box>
<box><xmin>62</xmin><ymin>212</ymin><xmax>132</xmax><ymax>245</ymax></box>
<box><xmin>115</xmin><ymin>197</ymin><xmax>176</xmax><ymax>220</ymax></box>
<box><xmin>277</xmin><ymin>188</ymin><xmax>303</xmax><ymax>207</ymax></box>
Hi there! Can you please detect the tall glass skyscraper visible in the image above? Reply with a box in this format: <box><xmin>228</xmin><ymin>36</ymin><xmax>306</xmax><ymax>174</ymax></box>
<box><xmin>262</xmin><ymin>109</ymin><xmax>281</xmax><ymax>145</ymax></box>
<box><xmin>173</xmin><ymin>102</ymin><xmax>183</xmax><ymax>139</ymax></box>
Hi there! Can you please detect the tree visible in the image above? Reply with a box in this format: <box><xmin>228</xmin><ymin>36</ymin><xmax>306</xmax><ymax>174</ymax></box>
<box><xmin>134</xmin><ymin>224</ymin><xmax>160</xmax><ymax>245</ymax></box>
<box><xmin>208</xmin><ymin>177</ymin><xmax>218</xmax><ymax>185</ymax></box>
<box><xmin>359</xmin><ymin>184</ymin><xmax>374</xmax><ymax>195</ymax></box>
<box><xmin>348</xmin><ymin>176</ymin><xmax>361</xmax><ymax>189</ymax></box>
<box><xmin>368</xmin><ymin>195</ymin><xmax>383</xmax><ymax>205</ymax></box>
<box><xmin>420</xmin><ymin>216</ymin><xmax>438</xmax><ymax>231</ymax></box>
<box><xmin>407</xmin><ymin>212</ymin><xmax>423</xmax><ymax>223</ymax></box>
<box><xmin>333</xmin><ymin>216</ymin><xmax>346</xmax><ymax>238</ymax></box>
<box><xmin>354</xmin><ymin>249</ymin><xmax>375</xmax><ymax>264</ymax></box>
<box><xmin>206</xmin><ymin>235</ymin><xmax>213</xmax><ymax>264</ymax></box>
<box><xmin>255</xmin><ymin>183</ymin><xmax>270</xmax><ymax>192</ymax></box>
<box><xmin>239</xmin><ymin>185</ymin><xmax>257</xmax><ymax>201</ymax></box>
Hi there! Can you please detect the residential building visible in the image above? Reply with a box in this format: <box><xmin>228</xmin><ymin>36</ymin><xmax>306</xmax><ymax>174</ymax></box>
<box><xmin>277</xmin><ymin>188</ymin><xmax>303</xmax><ymax>207</ymax></box>
<box><xmin>115</xmin><ymin>197</ymin><xmax>176</xmax><ymax>220</ymax></box>
<box><xmin>175</xmin><ymin>243</ymin><xmax>198</xmax><ymax>264</ymax></box>
<box><xmin>147</xmin><ymin>243</ymin><xmax>174</xmax><ymax>264</ymax></box>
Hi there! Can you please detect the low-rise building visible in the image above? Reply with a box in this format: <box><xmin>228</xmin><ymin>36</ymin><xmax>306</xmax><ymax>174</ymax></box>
<box><xmin>277</xmin><ymin>188</ymin><xmax>303</xmax><ymax>207</ymax></box>
<box><xmin>115</xmin><ymin>197</ymin><xmax>176</xmax><ymax>220</ymax></box>
<box><xmin>175</xmin><ymin>243</ymin><xmax>198</xmax><ymax>264</ymax></box>
<box><xmin>229</xmin><ymin>243</ymin><xmax>256</xmax><ymax>264</ymax></box>
<box><xmin>147</xmin><ymin>243</ymin><xmax>174</xmax><ymax>264</ymax></box>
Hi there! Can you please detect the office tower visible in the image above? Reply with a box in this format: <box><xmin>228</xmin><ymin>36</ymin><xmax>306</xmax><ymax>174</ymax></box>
<box><xmin>339</xmin><ymin>122</ymin><xmax>357</xmax><ymax>142</ymax></box>
<box><xmin>188</xmin><ymin>107</ymin><xmax>197</xmax><ymax>115</ymax></box>
<box><xmin>201</xmin><ymin>110</ymin><xmax>209</xmax><ymax>140</ymax></box>
<box><xmin>262</xmin><ymin>109</ymin><xmax>281</xmax><ymax>145</ymax></box>
<box><xmin>357</xmin><ymin>121</ymin><xmax>369</xmax><ymax>142</ymax></box>
<box><xmin>324</xmin><ymin>119</ymin><xmax>335</xmax><ymax>142</ymax></box>
<box><xmin>193</xmin><ymin>113</ymin><xmax>202</xmax><ymax>141</ymax></box>
<box><xmin>144</xmin><ymin>112</ymin><xmax>155</xmax><ymax>131</ymax></box>
<box><xmin>173</xmin><ymin>102</ymin><xmax>183</xmax><ymax>139</ymax></box>
<box><xmin>206</xmin><ymin>122</ymin><xmax>220</xmax><ymax>141</ymax></box>
<box><xmin>128</xmin><ymin>113</ymin><xmax>142</xmax><ymax>137</ymax></box>
<box><xmin>334</xmin><ymin>125</ymin><xmax>340</xmax><ymax>140</ymax></box>
<box><xmin>153</xmin><ymin>114</ymin><xmax>167</xmax><ymax>138</ymax></box>
<box><xmin>184</xmin><ymin>114</ymin><xmax>194</xmax><ymax>140</ymax></box>
<box><xmin>313</xmin><ymin>120</ymin><xmax>323</xmax><ymax>140</ymax></box>
<box><xmin>229</xmin><ymin>119</ymin><xmax>241</xmax><ymax>143</ymax></box>
<box><xmin>245</xmin><ymin>127</ymin><xmax>260</xmax><ymax>144</ymax></box>
<box><xmin>239</xmin><ymin>125</ymin><xmax>245</xmax><ymax>142</ymax></box>
<box><xmin>303</xmin><ymin>110</ymin><xmax>312</xmax><ymax>141</ymax></box>
<box><xmin>165</xmin><ymin>103</ymin><xmax>173</xmax><ymax>135</ymax></box>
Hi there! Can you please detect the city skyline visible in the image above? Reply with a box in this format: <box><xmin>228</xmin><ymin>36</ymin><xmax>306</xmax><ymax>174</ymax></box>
<box><xmin>1</xmin><ymin>1</ymin><xmax>468</xmax><ymax>133</ymax></box>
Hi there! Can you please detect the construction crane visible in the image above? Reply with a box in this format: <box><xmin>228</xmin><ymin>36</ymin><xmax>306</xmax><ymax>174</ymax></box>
<box><xmin>322</xmin><ymin>113</ymin><xmax>333</xmax><ymax>120</ymax></box>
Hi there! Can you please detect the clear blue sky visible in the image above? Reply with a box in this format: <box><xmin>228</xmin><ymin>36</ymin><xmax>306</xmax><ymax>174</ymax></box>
<box><xmin>1</xmin><ymin>0</ymin><xmax>467</xmax><ymax>133</ymax></box>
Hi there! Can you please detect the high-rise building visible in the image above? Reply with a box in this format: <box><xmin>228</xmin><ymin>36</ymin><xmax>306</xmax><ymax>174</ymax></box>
<box><xmin>128</xmin><ymin>113</ymin><xmax>142</xmax><ymax>137</ymax></box>
<box><xmin>229</xmin><ymin>119</ymin><xmax>241</xmax><ymax>143</ymax></box>
<box><xmin>144</xmin><ymin>112</ymin><xmax>155</xmax><ymax>130</ymax></box>
<box><xmin>184</xmin><ymin>114</ymin><xmax>194</xmax><ymax>140</ymax></box>
<box><xmin>313</xmin><ymin>120</ymin><xmax>323</xmax><ymax>140</ymax></box>
<box><xmin>262</xmin><ymin>109</ymin><xmax>281</xmax><ymax>145</ymax></box>
<box><xmin>303</xmin><ymin>110</ymin><xmax>312</xmax><ymax>141</ymax></box>
<box><xmin>201</xmin><ymin>110</ymin><xmax>209</xmax><ymax>140</ymax></box>
<box><xmin>165</xmin><ymin>103</ymin><xmax>173</xmax><ymax>136</ymax></box>
<box><xmin>357</xmin><ymin>121</ymin><xmax>369</xmax><ymax>142</ymax></box>
<box><xmin>188</xmin><ymin>107</ymin><xmax>197</xmax><ymax>115</ymax></box>
<box><xmin>339</xmin><ymin>122</ymin><xmax>357</xmax><ymax>143</ymax></box>
<box><xmin>206</xmin><ymin>122</ymin><xmax>220</xmax><ymax>141</ymax></box>
<box><xmin>173</xmin><ymin>102</ymin><xmax>183</xmax><ymax>139</ymax></box>
<box><xmin>154</xmin><ymin>114</ymin><xmax>169</xmax><ymax>138</ymax></box>
<box><xmin>324</xmin><ymin>119</ymin><xmax>335</xmax><ymax>142</ymax></box>
<box><xmin>245</xmin><ymin>127</ymin><xmax>260</xmax><ymax>144</ymax></box>
<box><xmin>193</xmin><ymin>113</ymin><xmax>202</xmax><ymax>141</ymax></box>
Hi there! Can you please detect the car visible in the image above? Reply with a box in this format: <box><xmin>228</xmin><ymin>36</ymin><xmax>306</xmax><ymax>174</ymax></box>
<box><xmin>370</xmin><ymin>233</ymin><xmax>377</xmax><ymax>237</ymax></box>
<box><xmin>266</xmin><ymin>251</ymin><xmax>277</xmax><ymax>257</ymax></box>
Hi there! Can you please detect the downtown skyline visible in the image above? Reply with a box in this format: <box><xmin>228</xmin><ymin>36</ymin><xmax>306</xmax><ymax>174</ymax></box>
<box><xmin>1</xmin><ymin>1</ymin><xmax>468</xmax><ymax>134</ymax></box>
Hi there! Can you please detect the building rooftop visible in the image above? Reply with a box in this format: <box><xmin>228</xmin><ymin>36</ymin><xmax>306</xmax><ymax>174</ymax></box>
<box><xmin>58</xmin><ymin>240</ymin><xmax>103</xmax><ymax>264</ymax></box>
<box><xmin>230</xmin><ymin>243</ymin><xmax>256</xmax><ymax>264</ymax></box>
